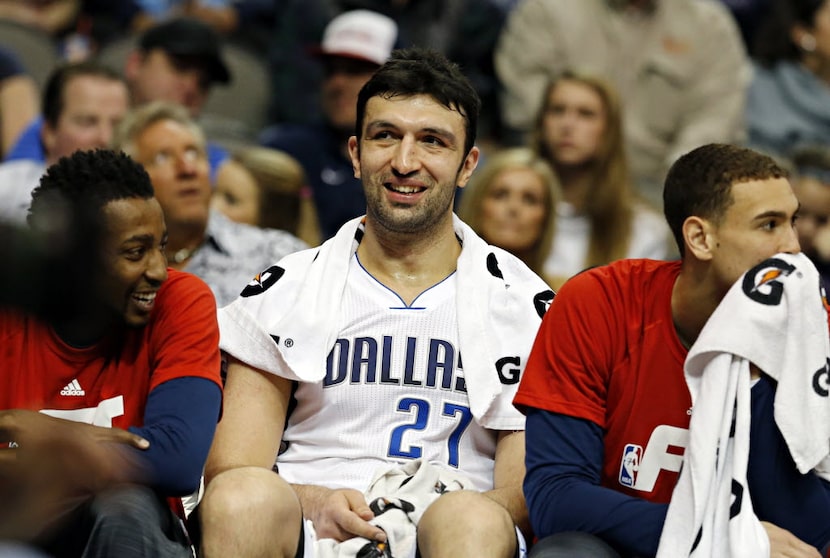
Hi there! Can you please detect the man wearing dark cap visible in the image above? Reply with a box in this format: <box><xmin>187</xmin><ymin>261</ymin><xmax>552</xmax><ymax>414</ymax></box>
<box><xmin>126</xmin><ymin>17</ymin><xmax>230</xmax><ymax>118</ymax></box>
<box><xmin>4</xmin><ymin>17</ymin><xmax>231</xmax><ymax>176</ymax></box>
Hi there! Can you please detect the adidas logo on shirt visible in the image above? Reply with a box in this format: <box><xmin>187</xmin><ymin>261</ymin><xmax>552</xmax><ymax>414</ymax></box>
<box><xmin>60</xmin><ymin>379</ymin><xmax>86</xmax><ymax>396</ymax></box>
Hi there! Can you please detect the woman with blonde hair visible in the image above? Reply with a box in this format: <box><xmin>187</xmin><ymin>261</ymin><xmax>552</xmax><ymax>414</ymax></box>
<box><xmin>457</xmin><ymin>146</ymin><xmax>560</xmax><ymax>279</ymax></box>
<box><xmin>533</xmin><ymin>71</ymin><xmax>672</xmax><ymax>289</ymax></box>
<box><xmin>212</xmin><ymin>146</ymin><xmax>322</xmax><ymax>247</ymax></box>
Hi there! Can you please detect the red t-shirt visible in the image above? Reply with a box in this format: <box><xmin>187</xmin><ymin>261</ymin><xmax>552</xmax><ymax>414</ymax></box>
<box><xmin>0</xmin><ymin>269</ymin><xmax>222</xmax><ymax>428</ymax></box>
<box><xmin>516</xmin><ymin>259</ymin><xmax>691</xmax><ymax>503</ymax></box>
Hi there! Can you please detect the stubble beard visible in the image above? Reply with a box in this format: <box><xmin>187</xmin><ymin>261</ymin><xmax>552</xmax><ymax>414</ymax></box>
<box><xmin>365</xmin><ymin>175</ymin><xmax>458</xmax><ymax>236</ymax></box>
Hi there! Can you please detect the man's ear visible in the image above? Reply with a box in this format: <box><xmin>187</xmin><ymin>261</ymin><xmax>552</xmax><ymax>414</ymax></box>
<box><xmin>456</xmin><ymin>146</ymin><xmax>480</xmax><ymax>190</ymax></box>
<box><xmin>683</xmin><ymin>216</ymin><xmax>716</xmax><ymax>261</ymax></box>
<box><xmin>347</xmin><ymin>136</ymin><xmax>360</xmax><ymax>179</ymax></box>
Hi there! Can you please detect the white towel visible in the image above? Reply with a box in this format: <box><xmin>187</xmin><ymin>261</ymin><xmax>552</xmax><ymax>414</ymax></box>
<box><xmin>313</xmin><ymin>460</ymin><xmax>470</xmax><ymax>558</ymax></box>
<box><xmin>218</xmin><ymin>215</ymin><xmax>553</xmax><ymax>428</ymax></box>
<box><xmin>657</xmin><ymin>252</ymin><xmax>830</xmax><ymax>558</ymax></box>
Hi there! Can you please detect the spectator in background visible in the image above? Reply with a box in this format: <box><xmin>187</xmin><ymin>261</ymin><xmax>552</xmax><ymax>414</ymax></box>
<box><xmin>495</xmin><ymin>0</ymin><xmax>749</xmax><ymax>207</ymax></box>
<box><xmin>112</xmin><ymin>101</ymin><xmax>307</xmax><ymax>307</ymax></box>
<box><xmin>532</xmin><ymin>71</ymin><xmax>673</xmax><ymax>291</ymax></box>
<box><xmin>791</xmin><ymin>145</ymin><xmax>830</xmax><ymax>284</ymax></box>
<box><xmin>0</xmin><ymin>148</ymin><xmax>222</xmax><ymax>557</ymax></box>
<box><xmin>5</xmin><ymin>17</ymin><xmax>231</xmax><ymax>178</ymax></box>
<box><xmin>0</xmin><ymin>60</ymin><xmax>129</xmax><ymax>223</ymax></box>
<box><xmin>746</xmin><ymin>0</ymin><xmax>830</xmax><ymax>159</ymax></box>
<box><xmin>0</xmin><ymin>46</ymin><xmax>38</xmax><ymax>159</ymax></box>
<box><xmin>457</xmin><ymin>146</ymin><xmax>560</xmax><ymax>281</ymax></box>
<box><xmin>124</xmin><ymin>17</ymin><xmax>229</xmax><ymax>118</ymax></box>
<box><xmin>212</xmin><ymin>146</ymin><xmax>322</xmax><ymax>247</ymax></box>
<box><xmin>266</xmin><ymin>0</ymin><xmax>507</xmax><ymax>142</ymax></box>
<box><xmin>261</xmin><ymin>9</ymin><xmax>397</xmax><ymax>240</ymax></box>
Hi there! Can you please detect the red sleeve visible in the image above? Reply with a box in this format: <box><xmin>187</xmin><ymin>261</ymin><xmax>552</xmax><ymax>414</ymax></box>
<box><xmin>514</xmin><ymin>267</ymin><xmax>624</xmax><ymax>429</ymax></box>
<box><xmin>147</xmin><ymin>270</ymin><xmax>222</xmax><ymax>391</ymax></box>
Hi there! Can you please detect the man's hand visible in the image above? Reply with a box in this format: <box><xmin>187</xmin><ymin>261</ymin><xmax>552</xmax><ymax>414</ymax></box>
<box><xmin>0</xmin><ymin>410</ymin><xmax>149</xmax><ymax>540</ymax></box>
<box><xmin>763</xmin><ymin>521</ymin><xmax>822</xmax><ymax>558</ymax></box>
<box><xmin>293</xmin><ymin>485</ymin><xmax>387</xmax><ymax>543</ymax></box>
<box><xmin>0</xmin><ymin>408</ymin><xmax>147</xmax><ymax>455</ymax></box>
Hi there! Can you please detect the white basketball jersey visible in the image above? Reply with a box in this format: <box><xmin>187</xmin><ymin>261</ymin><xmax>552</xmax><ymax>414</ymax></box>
<box><xmin>276</xmin><ymin>254</ymin><xmax>503</xmax><ymax>492</ymax></box>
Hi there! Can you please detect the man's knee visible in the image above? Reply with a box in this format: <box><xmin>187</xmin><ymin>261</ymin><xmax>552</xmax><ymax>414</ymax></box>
<box><xmin>419</xmin><ymin>491</ymin><xmax>516</xmax><ymax>557</ymax></box>
<box><xmin>200</xmin><ymin>467</ymin><xmax>302</xmax><ymax>558</ymax></box>
<box><xmin>529</xmin><ymin>532</ymin><xmax>621</xmax><ymax>558</ymax></box>
<box><xmin>201</xmin><ymin>466</ymin><xmax>299</xmax><ymax>524</ymax></box>
<box><xmin>423</xmin><ymin>491</ymin><xmax>512</xmax><ymax>530</ymax></box>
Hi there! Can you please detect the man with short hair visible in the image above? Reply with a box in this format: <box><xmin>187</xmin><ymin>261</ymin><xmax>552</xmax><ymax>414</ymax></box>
<box><xmin>0</xmin><ymin>148</ymin><xmax>223</xmax><ymax>557</ymax></box>
<box><xmin>199</xmin><ymin>47</ymin><xmax>552</xmax><ymax>558</ymax></box>
<box><xmin>124</xmin><ymin>16</ymin><xmax>230</xmax><ymax>118</ymax></box>
<box><xmin>112</xmin><ymin>101</ymin><xmax>308</xmax><ymax>307</ymax></box>
<box><xmin>0</xmin><ymin>60</ymin><xmax>129</xmax><ymax>223</ymax></box>
<box><xmin>518</xmin><ymin>143</ymin><xmax>830</xmax><ymax>557</ymax></box>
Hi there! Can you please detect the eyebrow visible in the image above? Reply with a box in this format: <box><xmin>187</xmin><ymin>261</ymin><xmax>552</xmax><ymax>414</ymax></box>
<box><xmin>121</xmin><ymin>233</ymin><xmax>156</xmax><ymax>245</ymax></box>
<box><xmin>751</xmin><ymin>209</ymin><xmax>795</xmax><ymax>222</ymax></box>
<box><xmin>366</xmin><ymin>120</ymin><xmax>457</xmax><ymax>143</ymax></box>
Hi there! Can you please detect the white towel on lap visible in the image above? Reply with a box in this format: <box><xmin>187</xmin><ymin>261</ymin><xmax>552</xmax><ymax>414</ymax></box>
<box><xmin>657</xmin><ymin>252</ymin><xmax>830</xmax><ymax>558</ymax></box>
<box><xmin>313</xmin><ymin>460</ymin><xmax>470</xmax><ymax>558</ymax></box>
<box><xmin>218</xmin><ymin>215</ymin><xmax>553</xmax><ymax>429</ymax></box>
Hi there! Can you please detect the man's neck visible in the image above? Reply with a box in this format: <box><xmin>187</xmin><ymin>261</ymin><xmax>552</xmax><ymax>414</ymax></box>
<box><xmin>165</xmin><ymin>221</ymin><xmax>208</xmax><ymax>269</ymax></box>
<box><xmin>671</xmin><ymin>265</ymin><xmax>722</xmax><ymax>349</ymax></box>
<box><xmin>356</xmin><ymin>216</ymin><xmax>460</xmax><ymax>306</ymax></box>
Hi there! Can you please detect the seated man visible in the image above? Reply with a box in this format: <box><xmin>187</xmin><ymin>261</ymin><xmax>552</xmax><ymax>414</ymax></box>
<box><xmin>516</xmin><ymin>143</ymin><xmax>830</xmax><ymax>558</ymax></box>
<box><xmin>198</xmin><ymin>48</ymin><xmax>554</xmax><ymax>558</ymax></box>
<box><xmin>0</xmin><ymin>149</ymin><xmax>223</xmax><ymax>557</ymax></box>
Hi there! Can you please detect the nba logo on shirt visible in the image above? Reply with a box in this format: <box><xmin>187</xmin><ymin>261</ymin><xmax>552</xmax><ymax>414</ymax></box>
<box><xmin>619</xmin><ymin>444</ymin><xmax>642</xmax><ymax>488</ymax></box>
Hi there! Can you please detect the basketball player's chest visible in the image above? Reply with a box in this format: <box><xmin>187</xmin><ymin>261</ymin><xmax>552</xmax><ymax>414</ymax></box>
<box><xmin>323</xmin><ymin>264</ymin><xmax>465</xmax><ymax>397</ymax></box>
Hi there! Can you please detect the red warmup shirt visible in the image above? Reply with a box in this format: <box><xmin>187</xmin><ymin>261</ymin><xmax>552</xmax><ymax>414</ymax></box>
<box><xmin>516</xmin><ymin>259</ymin><xmax>691</xmax><ymax>503</ymax></box>
<box><xmin>0</xmin><ymin>269</ymin><xmax>222</xmax><ymax>428</ymax></box>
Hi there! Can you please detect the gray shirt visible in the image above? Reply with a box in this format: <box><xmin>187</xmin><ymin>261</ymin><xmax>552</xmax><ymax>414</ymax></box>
<box><xmin>185</xmin><ymin>211</ymin><xmax>308</xmax><ymax>307</ymax></box>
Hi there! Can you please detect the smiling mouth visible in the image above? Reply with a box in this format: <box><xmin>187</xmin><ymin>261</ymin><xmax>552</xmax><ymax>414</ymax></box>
<box><xmin>385</xmin><ymin>183</ymin><xmax>426</xmax><ymax>195</ymax></box>
<box><xmin>132</xmin><ymin>292</ymin><xmax>158</xmax><ymax>310</ymax></box>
